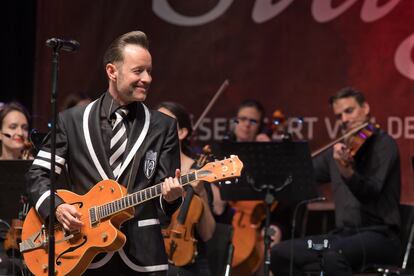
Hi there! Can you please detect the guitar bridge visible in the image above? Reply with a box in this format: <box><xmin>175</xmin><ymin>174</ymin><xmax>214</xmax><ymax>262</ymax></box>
<box><xmin>19</xmin><ymin>225</ymin><xmax>48</xmax><ymax>253</ymax></box>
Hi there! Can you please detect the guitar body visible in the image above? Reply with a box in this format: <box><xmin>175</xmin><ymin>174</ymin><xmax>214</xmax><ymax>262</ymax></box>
<box><xmin>21</xmin><ymin>180</ymin><xmax>134</xmax><ymax>276</ymax></box>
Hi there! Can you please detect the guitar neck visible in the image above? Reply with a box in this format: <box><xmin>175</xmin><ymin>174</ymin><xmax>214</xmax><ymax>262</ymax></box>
<box><xmin>95</xmin><ymin>171</ymin><xmax>197</xmax><ymax>220</ymax></box>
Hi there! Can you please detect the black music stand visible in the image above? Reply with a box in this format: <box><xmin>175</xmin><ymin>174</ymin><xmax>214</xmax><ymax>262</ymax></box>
<box><xmin>213</xmin><ymin>141</ymin><xmax>318</xmax><ymax>276</ymax></box>
<box><xmin>214</xmin><ymin>141</ymin><xmax>318</xmax><ymax>202</ymax></box>
<box><xmin>0</xmin><ymin>160</ymin><xmax>32</xmax><ymax>224</ymax></box>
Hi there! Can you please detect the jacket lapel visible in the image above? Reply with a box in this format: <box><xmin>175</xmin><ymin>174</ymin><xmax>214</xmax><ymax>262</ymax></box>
<box><xmin>83</xmin><ymin>97</ymin><xmax>112</xmax><ymax>180</ymax></box>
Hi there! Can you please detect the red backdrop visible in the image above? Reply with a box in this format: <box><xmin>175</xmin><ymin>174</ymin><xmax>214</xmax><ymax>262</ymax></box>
<box><xmin>33</xmin><ymin>0</ymin><xmax>414</xmax><ymax>202</ymax></box>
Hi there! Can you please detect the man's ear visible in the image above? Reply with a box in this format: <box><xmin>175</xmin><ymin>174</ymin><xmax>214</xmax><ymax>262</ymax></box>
<box><xmin>363</xmin><ymin>102</ymin><xmax>370</xmax><ymax>116</ymax></box>
<box><xmin>178</xmin><ymin>127</ymin><xmax>189</xmax><ymax>140</ymax></box>
<box><xmin>106</xmin><ymin>63</ymin><xmax>118</xmax><ymax>81</ymax></box>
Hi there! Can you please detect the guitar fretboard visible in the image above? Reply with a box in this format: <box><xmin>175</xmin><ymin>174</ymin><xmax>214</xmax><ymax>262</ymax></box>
<box><xmin>93</xmin><ymin>171</ymin><xmax>198</xmax><ymax>221</ymax></box>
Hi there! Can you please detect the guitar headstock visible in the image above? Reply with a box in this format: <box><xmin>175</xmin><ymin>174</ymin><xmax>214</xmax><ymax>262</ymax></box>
<box><xmin>196</xmin><ymin>155</ymin><xmax>243</xmax><ymax>183</ymax></box>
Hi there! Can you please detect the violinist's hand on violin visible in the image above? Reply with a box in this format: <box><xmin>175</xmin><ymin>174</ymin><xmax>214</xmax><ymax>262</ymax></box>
<box><xmin>333</xmin><ymin>143</ymin><xmax>354</xmax><ymax>178</ymax></box>
<box><xmin>162</xmin><ymin>169</ymin><xmax>184</xmax><ymax>203</ymax></box>
<box><xmin>191</xmin><ymin>180</ymin><xmax>207</xmax><ymax>197</ymax></box>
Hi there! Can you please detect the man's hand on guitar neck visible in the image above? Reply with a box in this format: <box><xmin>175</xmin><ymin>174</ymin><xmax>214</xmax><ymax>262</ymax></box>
<box><xmin>162</xmin><ymin>169</ymin><xmax>183</xmax><ymax>203</ymax></box>
<box><xmin>55</xmin><ymin>203</ymin><xmax>84</xmax><ymax>231</ymax></box>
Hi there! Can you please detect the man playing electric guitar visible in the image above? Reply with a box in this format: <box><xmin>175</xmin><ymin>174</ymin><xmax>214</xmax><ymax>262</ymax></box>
<box><xmin>25</xmin><ymin>31</ymin><xmax>184</xmax><ymax>275</ymax></box>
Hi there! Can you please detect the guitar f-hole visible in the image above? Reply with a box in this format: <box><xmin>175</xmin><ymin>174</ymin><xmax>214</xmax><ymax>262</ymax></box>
<box><xmin>70</xmin><ymin>201</ymin><xmax>84</xmax><ymax>208</ymax></box>
<box><xmin>56</xmin><ymin>235</ymin><xmax>87</xmax><ymax>266</ymax></box>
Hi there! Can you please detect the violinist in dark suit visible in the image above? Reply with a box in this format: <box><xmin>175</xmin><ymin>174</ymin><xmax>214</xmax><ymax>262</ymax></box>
<box><xmin>157</xmin><ymin>101</ymin><xmax>216</xmax><ymax>276</ymax></box>
<box><xmin>270</xmin><ymin>87</ymin><xmax>401</xmax><ymax>276</ymax></box>
<box><xmin>26</xmin><ymin>31</ymin><xmax>183</xmax><ymax>275</ymax></box>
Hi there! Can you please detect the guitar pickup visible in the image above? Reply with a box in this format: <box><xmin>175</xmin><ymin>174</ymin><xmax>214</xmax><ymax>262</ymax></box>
<box><xmin>89</xmin><ymin>206</ymin><xmax>99</xmax><ymax>227</ymax></box>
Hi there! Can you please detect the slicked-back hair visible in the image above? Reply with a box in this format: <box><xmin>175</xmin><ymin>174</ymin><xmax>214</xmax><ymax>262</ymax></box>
<box><xmin>329</xmin><ymin>87</ymin><xmax>366</xmax><ymax>106</ymax></box>
<box><xmin>103</xmin><ymin>30</ymin><xmax>149</xmax><ymax>68</ymax></box>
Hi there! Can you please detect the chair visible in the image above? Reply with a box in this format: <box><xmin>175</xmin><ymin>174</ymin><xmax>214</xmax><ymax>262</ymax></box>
<box><xmin>356</xmin><ymin>203</ymin><xmax>414</xmax><ymax>276</ymax></box>
<box><xmin>302</xmin><ymin>204</ymin><xmax>414</xmax><ymax>276</ymax></box>
<box><xmin>301</xmin><ymin>183</ymin><xmax>335</xmax><ymax>237</ymax></box>
<box><xmin>361</xmin><ymin>156</ymin><xmax>414</xmax><ymax>275</ymax></box>
<box><xmin>300</xmin><ymin>201</ymin><xmax>335</xmax><ymax>237</ymax></box>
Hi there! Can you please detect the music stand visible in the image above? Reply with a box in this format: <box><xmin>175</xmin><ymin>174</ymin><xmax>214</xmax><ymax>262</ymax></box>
<box><xmin>0</xmin><ymin>160</ymin><xmax>32</xmax><ymax>224</ymax></box>
<box><xmin>214</xmin><ymin>141</ymin><xmax>318</xmax><ymax>202</ymax></box>
<box><xmin>213</xmin><ymin>141</ymin><xmax>318</xmax><ymax>276</ymax></box>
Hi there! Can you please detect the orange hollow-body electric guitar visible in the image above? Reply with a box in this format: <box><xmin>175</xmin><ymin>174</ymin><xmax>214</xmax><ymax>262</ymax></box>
<box><xmin>20</xmin><ymin>156</ymin><xmax>243</xmax><ymax>276</ymax></box>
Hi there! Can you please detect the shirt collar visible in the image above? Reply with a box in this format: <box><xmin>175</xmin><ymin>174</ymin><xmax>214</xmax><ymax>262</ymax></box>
<box><xmin>102</xmin><ymin>92</ymin><xmax>137</xmax><ymax>121</ymax></box>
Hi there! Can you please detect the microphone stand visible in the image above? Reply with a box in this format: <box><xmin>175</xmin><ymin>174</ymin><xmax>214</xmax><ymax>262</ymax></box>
<box><xmin>263</xmin><ymin>187</ymin><xmax>274</xmax><ymax>276</ymax></box>
<box><xmin>45</xmin><ymin>38</ymin><xmax>79</xmax><ymax>275</ymax></box>
<box><xmin>262</xmin><ymin>176</ymin><xmax>292</xmax><ymax>276</ymax></box>
<box><xmin>250</xmin><ymin>174</ymin><xmax>292</xmax><ymax>276</ymax></box>
<box><xmin>47</xmin><ymin>43</ymin><xmax>60</xmax><ymax>276</ymax></box>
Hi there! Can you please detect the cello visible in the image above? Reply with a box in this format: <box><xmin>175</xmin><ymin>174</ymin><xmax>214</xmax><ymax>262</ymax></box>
<box><xmin>230</xmin><ymin>201</ymin><xmax>277</xmax><ymax>275</ymax></box>
<box><xmin>230</xmin><ymin>109</ymin><xmax>286</xmax><ymax>275</ymax></box>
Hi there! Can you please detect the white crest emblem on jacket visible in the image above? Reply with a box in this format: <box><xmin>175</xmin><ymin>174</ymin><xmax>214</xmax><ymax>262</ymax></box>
<box><xmin>144</xmin><ymin>150</ymin><xmax>157</xmax><ymax>179</ymax></box>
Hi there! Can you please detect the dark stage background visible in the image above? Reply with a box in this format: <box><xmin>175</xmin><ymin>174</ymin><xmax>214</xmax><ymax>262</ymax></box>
<box><xmin>3</xmin><ymin>0</ymin><xmax>414</xmax><ymax>202</ymax></box>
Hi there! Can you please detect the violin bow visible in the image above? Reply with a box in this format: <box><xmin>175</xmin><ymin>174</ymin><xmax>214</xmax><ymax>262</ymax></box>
<box><xmin>192</xmin><ymin>79</ymin><xmax>230</xmax><ymax>134</ymax></box>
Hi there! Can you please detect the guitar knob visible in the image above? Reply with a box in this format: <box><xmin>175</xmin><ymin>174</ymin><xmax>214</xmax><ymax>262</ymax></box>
<box><xmin>42</xmin><ymin>264</ymin><xmax>48</xmax><ymax>272</ymax></box>
<box><xmin>110</xmin><ymin>187</ymin><xmax>115</xmax><ymax>193</ymax></box>
<box><xmin>102</xmin><ymin>232</ymin><xmax>108</xmax><ymax>242</ymax></box>
<box><xmin>99</xmin><ymin>185</ymin><xmax>104</xmax><ymax>190</ymax></box>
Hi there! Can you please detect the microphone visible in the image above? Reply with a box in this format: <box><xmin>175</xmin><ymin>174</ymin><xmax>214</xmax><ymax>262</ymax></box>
<box><xmin>46</xmin><ymin>38</ymin><xmax>80</xmax><ymax>52</ymax></box>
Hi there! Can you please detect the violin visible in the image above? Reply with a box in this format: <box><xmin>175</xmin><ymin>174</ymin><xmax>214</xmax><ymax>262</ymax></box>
<box><xmin>312</xmin><ymin>121</ymin><xmax>378</xmax><ymax>158</ymax></box>
<box><xmin>3</xmin><ymin>218</ymin><xmax>23</xmax><ymax>252</ymax></box>
<box><xmin>21</xmin><ymin>137</ymin><xmax>34</xmax><ymax>160</ymax></box>
<box><xmin>162</xmin><ymin>188</ymin><xmax>204</xmax><ymax>266</ymax></box>
<box><xmin>345</xmin><ymin>123</ymin><xmax>377</xmax><ymax>157</ymax></box>
<box><xmin>269</xmin><ymin>109</ymin><xmax>292</xmax><ymax>141</ymax></box>
<box><xmin>230</xmin><ymin>201</ymin><xmax>277</xmax><ymax>275</ymax></box>
<box><xmin>4</xmin><ymin>195</ymin><xmax>29</xmax><ymax>253</ymax></box>
<box><xmin>162</xmin><ymin>146</ymin><xmax>214</xmax><ymax>266</ymax></box>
